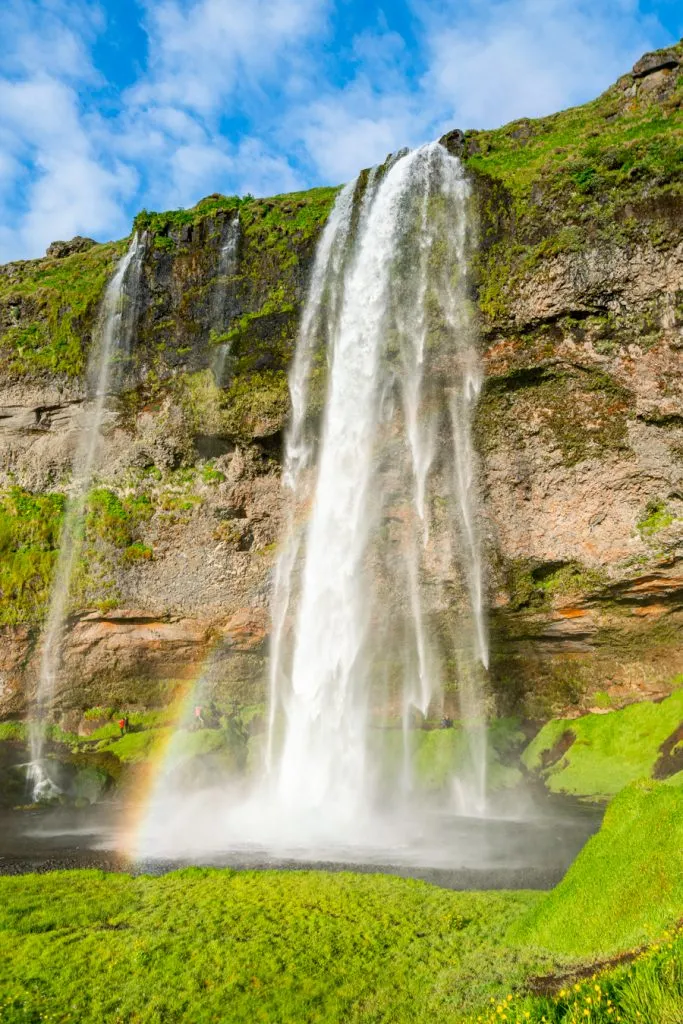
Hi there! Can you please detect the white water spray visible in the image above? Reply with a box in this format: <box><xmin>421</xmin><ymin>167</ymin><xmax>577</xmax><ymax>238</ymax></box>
<box><xmin>28</xmin><ymin>234</ymin><xmax>145</xmax><ymax>800</ymax></box>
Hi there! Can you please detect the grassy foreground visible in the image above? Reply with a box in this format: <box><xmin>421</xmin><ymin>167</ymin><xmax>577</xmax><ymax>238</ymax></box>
<box><xmin>510</xmin><ymin>780</ymin><xmax>683</xmax><ymax>955</ymax></box>
<box><xmin>0</xmin><ymin>872</ymin><xmax>545</xmax><ymax>1023</ymax></box>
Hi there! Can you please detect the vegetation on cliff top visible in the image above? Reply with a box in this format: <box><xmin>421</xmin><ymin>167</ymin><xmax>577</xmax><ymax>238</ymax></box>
<box><xmin>1</xmin><ymin>47</ymin><xmax>680</xmax><ymax>391</ymax></box>
<box><xmin>0</xmin><ymin>184</ymin><xmax>338</xmax><ymax>383</ymax></box>
<box><xmin>133</xmin><ymin>193</ymin><xmax>243</xmax><ymax>236</ymax></box>
<box><xmin>0</xmin><ymin>241</ymin><xmax>124</xmax><ymax>377</ymax></box>
<box><xmin>460</xmin><ymin>41</ymin><xmax>683</xmax><ymax>324</ymax></box>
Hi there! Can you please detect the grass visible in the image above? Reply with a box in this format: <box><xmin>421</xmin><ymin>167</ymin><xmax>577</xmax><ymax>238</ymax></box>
<box><xmin>0</xmin><ymin>241</ymin><xmax>124</xmax><ymax>377</ymax></box>
<box><xmin>0</xmin><ymin>871</ymin><xmax>544</xmax><ymax>1024</ymax></box>
<box><xmin>0</xmin><ymin>488</ymin><xmax>65</xmax><ymax>625</ymax></box>
<box><xmin>522</xmin><ymin>690</ymin><xmax>683</xmax><ymax>798</ymax></box>
<box><xmin>373</xmin><ymin>719</ymin><xmax>524</xmax><ymax>794</ymax></box>
<box><xmin>467</xmin><ymin>928</ymin><xmax>683</xmax><ymax>1023</ymax></box>
<box><xmin>0</xmin><ymin>483</ymin><xmax>161</xmax><ymax>624</ymax></box>
<box><xmin>133</xmin><ymin>194</ymin><xmax>243</xmax><ymax>237</ymax></box>
<box><xmin>2</xmin><ymin>708</ymin><xmax>524</xmax><ymax>801</ymax></box>
<box><xmin>509</xmin><ymin>779</ymin><xmax>683</xmax><ymax>956</ymax></box>
<box><xmin>95</xmin><ymin>727</ymin><xmax>172</xmax><ymax>764</ymax></box>
<box><xmin>84</xmin><ymin>488</ymin><xmax>154</xmax><ymax>566</ymax></box>
<box><xmin>462</xmin><ymin>40</ymin><xmax>683</xmax><ymax>326</ymax></box>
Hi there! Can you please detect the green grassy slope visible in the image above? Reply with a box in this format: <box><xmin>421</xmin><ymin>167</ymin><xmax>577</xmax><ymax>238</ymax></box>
<box><xmin>0</xmin><ymin>241</ymin><xmax>124</xmax><ymax>377</ymax></box>
<box><xmin>460</xmin><ymin>40</ymin><xmax>683</xmax><ymax>323</ymax></box>
<box><xmin>3</xmin><ymin>781</ymin><xmax>683</xmax><ymax>1022</ymax></box>
<box><xmin>522</xmin><ymin>690</ymin><xmax>683</xmax><ymax>798</ymax></box>
<box><xmin>510</xmin><ymin>780</ymin><xmax>683</xmax><ymax>956</ymax></box>
<box><xmin>468</xmin><ymin>927</ymin><xmax>683</xmax><ymax>1024</ymax></box>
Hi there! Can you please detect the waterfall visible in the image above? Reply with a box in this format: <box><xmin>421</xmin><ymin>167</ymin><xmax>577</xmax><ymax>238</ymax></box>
<box><xmin>267</xmin><ymin>142</ymin><xmax>489</xmax><ymax>823</ymax></box>
<box><xmin>28</xmin><ymin>233</ymin><xmax>146</xmax><ymax>800</ymax></box>
<box><xmin>211</xmin><ymin>213</ymin><xmax>240</xmax><ymax>387</ymax></box>
<box><xmin>132</xmin><ymin>144</ymin><xmax>490</xmax><ymax>860</ymax></box>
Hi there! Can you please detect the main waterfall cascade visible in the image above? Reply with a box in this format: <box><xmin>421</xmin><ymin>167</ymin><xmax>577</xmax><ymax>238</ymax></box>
<box><xmin>28</xmin><ymin>233</ymin><xmax>146</xmax><ymax>801</ymax></box>
<box><xmin>136</xmin><ymin>142</ymin><xmax>492</xmax><ymax>858</ymax></box>
<box><xmin>268</xmin><ymin>142</ymin><xmax>489</xmax><ymax>822</ymax></box>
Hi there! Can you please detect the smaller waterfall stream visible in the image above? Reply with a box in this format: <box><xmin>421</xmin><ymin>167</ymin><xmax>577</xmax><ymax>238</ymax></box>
<box><xmin>28</xmin><ymin>234</ymin><xmax>146</xmax><ymax>800</ymax></box>
<box><xmin>211</xmin><ymin>213</ymin><xmax>240</xmax><ymax>387</ymax></box>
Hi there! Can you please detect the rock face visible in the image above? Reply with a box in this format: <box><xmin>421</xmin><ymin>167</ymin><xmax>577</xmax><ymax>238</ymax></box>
<box><xmin>0</xmin><ymin>44</ymin><xmax>681</xmax><ymax>722</ymax></box>
<box><xmin>45</xmin><ymin>236</ymin><xmax>97</xmax><ymax>259</ymax></box>
<box><xmin>632</xmin><ymin>49</ymin><xmax>679</xmax><ymax>78</ymax></box>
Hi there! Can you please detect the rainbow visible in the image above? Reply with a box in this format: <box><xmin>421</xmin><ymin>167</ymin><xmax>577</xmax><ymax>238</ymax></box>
<box><xmin>120</xmin><ymin>639</ymin><xmax>226</xmax><ymax>858</ymax></box>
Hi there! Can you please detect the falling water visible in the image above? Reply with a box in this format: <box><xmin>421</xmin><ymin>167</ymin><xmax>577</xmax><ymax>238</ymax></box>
<box><xmin>134</xmin><ymin>143</ymin><xmax>490</xmax><ymax>858</ymax></box>
<box><xmin>267</xmin><ymin>142</ymin><xmax>489</xmax><ymax>824</ymax></box>
<box><xmin>28</xmin><ymin>233</ymin><xmax>145</xmax><ymax>800</ymax></box>
<box><xmin>211</xmin><ymin>213</ymin><xmax>240</xmax><ymax>387</ymax></box>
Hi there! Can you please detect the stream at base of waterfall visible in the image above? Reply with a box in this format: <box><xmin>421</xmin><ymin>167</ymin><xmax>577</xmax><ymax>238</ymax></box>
<box><xmin>135</xmin><ymin>143</ymin><xmax>503</xmax><ymax>862</ymax></box>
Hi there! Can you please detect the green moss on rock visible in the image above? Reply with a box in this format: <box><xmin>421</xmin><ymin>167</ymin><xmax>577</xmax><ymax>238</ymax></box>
<box><xmin>477</xmin><ymin>366</ymin><xmax>634</xmax><ymax>466</ymax></box>
<box><xmin>0</xmin><ymin>241</ymin><xmax>125</xmax><ymax>377</ymax></box>
<box><xmin>134</xmin><ymin>194</ymin><xmax>243</xmax><ymax>238</ymax></box>
<box><xmin>0</xmin><ymin>488</ymin><xmax>65</xmax><ymax>624</ymax></box>
<box><xmin>637</xmin><ymin>498</ymin><xmax>678</xmax><ymax>535</ymax></box>
<box><xmin>522</xmin><ymin>689</ymin><xmax>683</xmax><ymax>798</ymax></box>
<box><xmin>460</xmin><ymin>41</ymin><xmax>683</xmax><ymax>327</ymax></box>
<box><xmin>505</xmin><ymin>558</ymin><xmax>609</xmax><ymax>612</ymax></box>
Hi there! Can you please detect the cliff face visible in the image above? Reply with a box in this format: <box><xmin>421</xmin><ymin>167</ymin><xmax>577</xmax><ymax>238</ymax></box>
<box><xmin>0</xmin><ymin>45</ymin><xmax>681</xmax><ymax>722</ymax></box>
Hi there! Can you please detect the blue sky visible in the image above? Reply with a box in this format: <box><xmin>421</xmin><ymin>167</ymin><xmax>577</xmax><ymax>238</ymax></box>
<box><xmin>1</xmin><ymin>0</ymin><xmax>681</xmax><ymax>262</ymax></box>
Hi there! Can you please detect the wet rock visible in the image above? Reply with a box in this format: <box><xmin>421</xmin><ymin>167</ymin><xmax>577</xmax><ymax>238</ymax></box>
<box><xmin>438</xmin><ymin>128</ymin><xmax>465</xmax><ymax>158</ymax></box>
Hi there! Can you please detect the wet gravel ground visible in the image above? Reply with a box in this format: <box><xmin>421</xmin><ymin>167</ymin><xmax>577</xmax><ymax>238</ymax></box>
<box><xmin>0</xmin><ymin>802</ymin><xmax>602</xmax><ymax>890</ymax></box>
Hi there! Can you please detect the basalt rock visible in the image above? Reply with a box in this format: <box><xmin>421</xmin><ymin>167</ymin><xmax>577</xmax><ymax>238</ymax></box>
<box><xmin>45</xmin><ymin>236</ymin><xmax>97</xmax><ymax>259</ymax></box>
<box><xmin>632</xmin><ymin>49</ymin><xmax>679</xmax><ymax>78</ymax></box>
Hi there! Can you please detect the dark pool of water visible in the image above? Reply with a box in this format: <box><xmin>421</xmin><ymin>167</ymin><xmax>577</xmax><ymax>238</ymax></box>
<box><xmin>0</xmin><ymin>797</ymin><xmax>602</xmax><ymax>890</ymax></box>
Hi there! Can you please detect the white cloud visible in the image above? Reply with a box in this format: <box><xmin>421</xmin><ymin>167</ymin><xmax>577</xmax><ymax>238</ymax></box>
<box><xmin>0</xmin><ymin>0</ymin><xmax>673</xmax><ymax>260</ymax></box>
<box><xmin>292</xmin><ymin>83</ymin><xmax>423</xmax><ymax>182</ymax></box>
<box><xmin>0</xmin><ymin>3</ymin><xmax>133</xmax><ymax>261</ymax></box>
<box><xmin>132</xmin><ymin>0</ymin><xmax>330</xmax><ymax>115</ymax></box>
<box><xmin>100</xmin><ymin>0</ymin><xmax>330</xmax><ymax>212</ymax></box>
<box><xmin>417</xmin><ymin>0</ymin><xmax>660</xmax><ymax>129</ymax></box>
<box><xmin>3</xmin><ymin>0</ymin><xmax>104</xmax><ymax>89</ymax></box>
<box><xmin>230</xmin><ymin>137</ymin><xmax>306</xmax><ymax>198</ymax></box>
<box><xmin>281</xmin><ymin>0</ymin><xmax>667</xmax><ymax>183</ymax></box>
<box><xmin>0</xmin><ymin>74</ymin><xmax>134</xmax><ymax>261</ymax></box>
